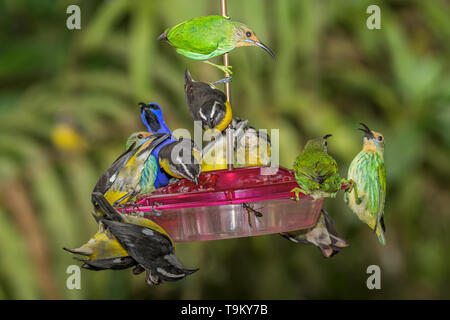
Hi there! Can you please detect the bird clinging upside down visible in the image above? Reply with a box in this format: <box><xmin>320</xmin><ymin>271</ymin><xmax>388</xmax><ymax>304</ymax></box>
<box><xmin>65</xmin><ymin>193</ymin><xmax>198</xmax><ymax>285</ymax></box>
<box><xmin>92</xmin><ymin>193</ymin><xmax>198</xmax><ymax>284</ymax></box>
<box><xmin>184</xmin><ymin>69</ymin><xmax>232</xmax><ymax>133</ymax></box>
<box><xmin>344</xmin><ymin>123</ymin><xmax>387</xmax><ymax>245</ymax></box>
<box><xmin>158</xmin><ymin>15</ymin><xmax>275</xmax><ymax>74</ymax></box>
<box><xmin>63</xmin><ymin>222</ymin><xmax>136</xmax><ymax>271</ymax></box>
<box><xmin>280</xmin><ymin>209</ymin><xmax>349</xmax><ymax>258</ymax></box>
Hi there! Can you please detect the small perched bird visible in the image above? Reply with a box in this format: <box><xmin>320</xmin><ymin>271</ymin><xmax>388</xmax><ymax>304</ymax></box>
<box><xmin>140</xmin><ymin>102</ymin><xmax>177</xmax><ymax>188</ymax></box>
<box><xmin>291</xmin><ymin>135</ymin><xmax>344</xmax><ymax>201</ymax></box>
<box><xmin>158</xmin><ymin>15</ymin><xmax>275</xmax><ymax>74</ymax></box>
<box><xmin>93</xmin><ymin>131</ymin><xmax>170</xmax><ymax>207</ymax></box>
<box><xmin>234</xmin><ymin>119</ymin><xmax>271</xmax><ymax>167</ymax></box>
<box><xmin>184</xmin><ymin>69</ymin><xmax>232</xmax><ymax>133</ymax></box>
<box><xmin>201</xmin><ymin>117</ymin><xmax>248</xmax><ymax>171</ymax></box>
<box><xmin>140</xmin><ymin>102</ymin><xmax>201</xmax><ymax>185</ymax></box>
<box><xmin>344</xmin><ymin>123</ymin><xmax>386</xmax><ymax>245</ymax></box>
<box><xmin>200</xmin><ymin>117</ymin><xmax>272</xmax><ymax>171</ymax></box>
<box><xmin>280</xmin><ymin>209</ymin><xmax>348</xmax><ymax>258</ymax></box>
<box><xmin>158</xmin><ymin>138</ymin><xmax>201</xmax><ymax>184</ymax></box>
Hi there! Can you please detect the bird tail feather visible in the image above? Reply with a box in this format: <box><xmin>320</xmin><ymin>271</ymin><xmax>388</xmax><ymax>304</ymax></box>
<box><xmin>375</xmin><ymin>215</ymin><xmax>386</xmax><ymax>246</ymax></box>
<box><xmin>376</xmin><ymin>227</ymin><xmax>386</xmax><ymax>246</ymax></box>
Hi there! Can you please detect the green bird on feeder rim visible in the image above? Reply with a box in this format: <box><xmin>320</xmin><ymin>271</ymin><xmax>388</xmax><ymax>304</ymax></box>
<box><xmin>158</xmin><ymin>15</ymin><xmax>275</xmax><ymax>74</ymax></box>
<box><xmin>291</xmin><ymin>134</ymin><xmax>351</xmax><ymax>201</ymax></box>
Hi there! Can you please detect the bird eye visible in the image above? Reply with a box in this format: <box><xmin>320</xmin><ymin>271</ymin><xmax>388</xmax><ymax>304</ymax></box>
<box><xmin>246</xmin><ymin>31</ymin><xmax>252</xmax><ymax>37</ymax></box>
<box><xmin>137</xmin><ymin>134</ymin><xmax>144</xmax><ymax>139</ymax></box>
<box><xmin>378</xmin><ymin>136</ymin><xmax>383</xmax><ymax>141</ymax></box>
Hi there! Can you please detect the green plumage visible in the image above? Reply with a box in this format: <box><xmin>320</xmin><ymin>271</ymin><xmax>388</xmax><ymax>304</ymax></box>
<box><xmin>345</xmin><ymin>149</ymin><xmax>386</xmax><ymax>245</ymax></box>
<box><xmin>139</xmin><ymin>154</ymin><xmax>159</xmax><ymax>195</ymax></box>
<box><xmin>161</xmin><ymin>15</ymin><xmax>237</xmax><ymax>60</ymax></box>
<box><xmin>158</xmin><ymin>15</ymin><xmax>275</xmax><ymax>74</ymax></box>
<box><xmin>93</xmin><ymin>132</ymin><xmax>169</xmax><ymax>207</ymax></box>
<box><xmin>292</xmin><ymin>137</ymin><xmax>342</xmax><ymax>199</ymax></box>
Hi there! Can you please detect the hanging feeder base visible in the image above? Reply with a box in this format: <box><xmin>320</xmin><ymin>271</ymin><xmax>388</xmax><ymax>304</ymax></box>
<box><xmin>120</xmin><ymin>166</ymin><xmax>327</xmax><ymax>242</ymax></box>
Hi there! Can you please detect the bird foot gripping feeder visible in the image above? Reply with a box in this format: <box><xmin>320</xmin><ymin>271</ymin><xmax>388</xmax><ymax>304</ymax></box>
<box><xmin>122</xmin><ymin>166</ymin><xmax>325</xmax><ymax>242</ymax></box>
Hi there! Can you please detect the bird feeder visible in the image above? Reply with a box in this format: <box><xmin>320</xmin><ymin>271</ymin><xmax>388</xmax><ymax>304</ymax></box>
<box><xmin>122</xmin><ymin>166</ymin><xmax>325</xmax><ymax>242</ymax></box>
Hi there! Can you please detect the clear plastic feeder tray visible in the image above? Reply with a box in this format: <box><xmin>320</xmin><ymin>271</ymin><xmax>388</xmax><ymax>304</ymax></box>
<box><xmin>121</xmin><ymin>166</ymin><xmax>325</xmax><ymax>242</ymax></box>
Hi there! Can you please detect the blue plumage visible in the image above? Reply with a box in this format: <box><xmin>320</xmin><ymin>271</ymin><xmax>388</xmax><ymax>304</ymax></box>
<box><xmin>139</xmin><ymin>102</ymin><xmax>177</xmax><ymax>188</ymax></box>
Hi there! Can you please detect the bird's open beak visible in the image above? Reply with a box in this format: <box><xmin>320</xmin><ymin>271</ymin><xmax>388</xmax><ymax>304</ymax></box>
<box><xmin>241</xmin><ymin>39</ymin><xmax>276</xmax><ymax>60</ymax></box>
<box><xmin>358</xmin><ymin>123</ymin><xmax>374</xmax><ymax>139</ymax></box>
<box><xmin>142</xmin><ymin>133</ymin><xmax>171</xmax><ymax>154</ymax></box>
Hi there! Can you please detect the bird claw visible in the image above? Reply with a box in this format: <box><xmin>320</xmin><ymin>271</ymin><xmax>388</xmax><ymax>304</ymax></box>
<box><xmin>212</xmin><ymin>76</ymin><xmax>232</xmax><ymax>85</ymax></box>
<box><xmin>119</xmin><ymin>201</ymin><xmax>138</xmax><ymax>214</ymax></box>
<box><xmin>219</xmin><ymin>65</ymin><xmax>232</xmax><ymax>75</ymax></box>
<box><xmin>343</xmin><ymin>179</ymin><xmax>363</xmax><ymax>204</ymax></box>
<box><xmin>148</xmin><ymin>202</ymin><xmax>163</xmax><ymax>217</ymax></box>
<box><xmin>290</xmin><ymin>187</ymin><xmax>303</xmax><ymax>201</ymax></box>
<box><xmin>203</xmin><ymin>60</ymin><xmax>233</xmax><ymax>75</ymax></box>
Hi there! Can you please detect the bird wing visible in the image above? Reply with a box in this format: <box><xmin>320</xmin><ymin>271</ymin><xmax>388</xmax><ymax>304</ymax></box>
<box><xmin>377</xmin><ymin>161</ymin><xmax>386</xmax><ymax>231</ymax></box>
<box><xmin>172</xmin><ymin>35</ymin><xmax>219</xmax><ymax>56</ymax></box>
<box><xmin>93</xmin><ymin>142</ymin><xmax>138</xmax><ymax>195</ymax></box>
<box><xmin>137</xmin><ymin>154</ymin><xmax>159</xmax><ymax>195</ymax></box>
<box><xmin>103</xmin><ymin>142</ymin><xmax>155</xmax><ymax>204</ymax></box>
<box><xmin>168</xmin><ymin>16</ymin><xmax>225</xmax><ymax>55</ymax></box>
<box><xmin>102</xmin><ymin>220</ymin><xmax>197</xmax><ymax>282</ymax></box>
<box><xmin>314</xmin><ymin>156</ymin><xmax>338</xmax><ymax>183</ymax></box>
<box><xmin>295</xmin><ymin>159</ymin><xmax>335</xmax><ymax>184</ymax></box>
<box><xmin>75</xmin><ymin>256</ymin><xmax>136</xmax><ymax>271</ymax></box>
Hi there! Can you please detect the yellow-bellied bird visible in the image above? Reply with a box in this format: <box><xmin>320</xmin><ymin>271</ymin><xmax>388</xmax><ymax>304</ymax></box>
<box><xmin>184</xmin><ymin>69</ymin><xmax>232</xmax><ymax>133</ymax></box>
<box><xmin>93</xmin><ymin>132</ymin><xmax>170</xmax><ymax>208</ymax></box>
<box><xmin>158</xmin><ymin>137</ymin><xmax>201</xmax><ymax>184</ymax></box>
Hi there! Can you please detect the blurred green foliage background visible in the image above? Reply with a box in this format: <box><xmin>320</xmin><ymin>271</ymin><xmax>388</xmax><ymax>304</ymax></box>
<box><xmin>0</xmin><ymin>0</ymin><xmax>449</xmax><ymax>299</ymax></box>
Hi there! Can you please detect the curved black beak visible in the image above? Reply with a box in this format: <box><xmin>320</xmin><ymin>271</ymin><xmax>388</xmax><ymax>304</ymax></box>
<box><xmin>358</xmin><ymin>123</ymin><xmax>374</xmax><ymax>138</ymax></box>
<box><xmin>242</xmin><ymin>39</ymin><xmax>276</xmax><ymax>61</ymax></box>
<box><xmin>323</xmin><ymin>134</ymin><xmax>332</xmax><ymax>139</ymax></box>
